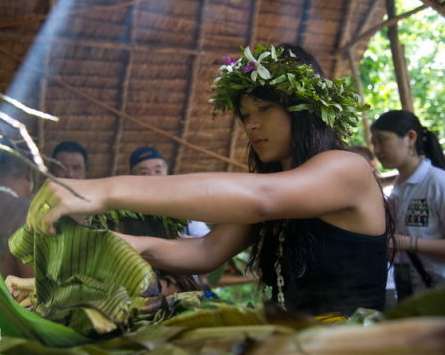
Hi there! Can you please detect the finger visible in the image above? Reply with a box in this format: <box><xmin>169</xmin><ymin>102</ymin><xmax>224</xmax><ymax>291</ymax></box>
<box><xmin>20</xmin><ymin>297</ymin><xmax>32</xmax><ymax>308</ymax></box>
<box><xmin>41</xmin><ymin>206</ymin><xmax>62</xmax><ymax>235</ymax></box>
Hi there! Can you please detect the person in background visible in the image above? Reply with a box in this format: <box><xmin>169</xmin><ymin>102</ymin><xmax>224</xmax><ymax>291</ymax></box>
<box><xmin>129</xmin><ymin>146</ymin><xmax>210</xmax><ymax>238</ymax></box>
<box><xmin>127</xmin><ymin>146</ymin><xmax>210</xmax><ymax>294</ymax></box>
<box><xmin>372</xmin><ymin>110</ymin><xmax>445</xmax><ymax>300</ymax></box>
<box><xmin>51</xmin><ymin>141</ymin><xmax>88</xmax><ymax>179</ymax></box>
<box><xmin>0</xmin><ymin>146</ymin><xmax>33</xmax><ymax>277</ymax></box>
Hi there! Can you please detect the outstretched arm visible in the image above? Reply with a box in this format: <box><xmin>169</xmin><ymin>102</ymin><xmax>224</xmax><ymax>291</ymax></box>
<box><xmin>32</xmin><ymin>150</ymin><xmax>371</xmax><ymax>235</ymax></box>
<box><xmin>116</xmin><ymin>223</ymin><xmax>253</xmax><ymax>274</ymax></box>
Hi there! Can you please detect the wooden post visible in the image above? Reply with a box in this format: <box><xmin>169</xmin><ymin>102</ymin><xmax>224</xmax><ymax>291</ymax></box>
<box><xmin>385</xmin><ymin>0</ymin><xmax>414</xmax><ymax>112</ymax></box>
<box><xmin>110</xmin><ymin>2</ymin><xmax>138</xmax><ymax>176</ymax></box>
<box><xmin>227</xmin><ymin>0</ymin><xmax>261</xmax><ymax>172</ymax></box>
<box><xmin>332</xmin><ymin>0</ymin><xmax>356</xmax><ymax>77</ymax></box>
<box><xmin>347</xmin><ymin>48</ymin><xmax>370</xmax><ymax>147</ymax></box>
<box><xmin>173</xmin><ymin>0</ymin><xmax>207</xmax><ymax>174</ymax></box>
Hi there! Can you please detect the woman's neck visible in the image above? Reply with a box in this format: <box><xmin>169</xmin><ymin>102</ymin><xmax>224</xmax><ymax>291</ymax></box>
<box><xmin>397</xmin><ymin>155</ymin><xmax>422</xmax><ymax>183</ymax></box>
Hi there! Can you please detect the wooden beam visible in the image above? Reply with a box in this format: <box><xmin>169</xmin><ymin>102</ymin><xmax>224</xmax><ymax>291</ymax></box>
<box><xmin>0</xmin><ymin>32</ymin><xmax>203</xmax><ymax>57</ymax></box>
<box><xmin>332</xmin><ymin>0</ymin><xmax>356</xmax><ymax>77</ymax></box>
<box><xmin>173</xmin><ymin>0</ymin><xmax>207</xmax><ymax>174</ymax></box>
<box><xmin>355</xmin><ymin>0</ymin><xmax>380</xmax><ymax>38</ymax></box>
<box><xmin>0</xmin><ymin>15</ymin><xmax>45</xmax><ymax>29</ymax></box>
<box><xmin>385</xmin><ymin>0</ymin><xmax>414</xmax><ymax>112</ymax></box>
<box><xmin>0</xmin><ymin>47</ymin><xmax>248</xmax><ymax>170</ymax></box>
<box><xmin>347</xmin><ymin>48</ymin><xmax>371</xmax><ymax>147</ymax></box>
<box><xmin>337</xmin><ymin>4</ymin><xmax>427</xmax><ymax>54</ymax></box>
<box><xmin>420</xmin><ymin>0</ymin><xmax>445</xmax><ymax>17</ymax></box>
<box><xmin>69</xmin><ymin>0</ymin><xmax>137</xmax><ymax>17</ymax></box>
<box><xmin>227</xmin><ymin>0</ymin><xmax>261</xmax><ymax>172</ymax></box>
<box><xmin>0</xmin><ymin>1</ymin><xmax>136</xmax><ymax>30</ymax></box>
<box><xmin>35</xmin><ymin>0</ymin><xmax>59</xmax><ymax>152</ymax></box>
<box><xmin>296</xmin><ymin>0</ymin><xmax>312</xmax><ymax>46</ymax></box>
<box><xmin>110</xmin><ymin>3</ymin><xmax>137</xmax><ymax>176</ymax></box>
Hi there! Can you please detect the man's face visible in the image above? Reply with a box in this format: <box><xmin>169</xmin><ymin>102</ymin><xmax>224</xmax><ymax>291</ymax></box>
<box><xmin>131</xmin><ymin>158</ymin><xmax>168</xmax><ymax>176</ymax></box>
<box><xmin>52</xmin><ymin>152</ymin><xmax>87</xmax><ymax>179</ymax></box>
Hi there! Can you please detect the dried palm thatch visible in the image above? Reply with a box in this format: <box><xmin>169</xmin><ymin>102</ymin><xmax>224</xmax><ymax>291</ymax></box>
<box><xmin>0</xmin><ymin>0</ymin><xmax>398</xmax><ymax>177</ymax></box>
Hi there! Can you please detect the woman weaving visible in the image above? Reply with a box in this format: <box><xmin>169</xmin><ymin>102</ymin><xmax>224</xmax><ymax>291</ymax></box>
<box><xmin>29</xmin><ymin>44</ymin><xmax>393</xmax><ymax>315</ymax></box>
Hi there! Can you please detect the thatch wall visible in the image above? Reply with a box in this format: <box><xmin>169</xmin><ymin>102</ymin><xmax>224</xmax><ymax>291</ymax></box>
<box><xmin>0</xmin><ymin>0</ymin><xmax>390</xmax><ymax>177</ymax></box>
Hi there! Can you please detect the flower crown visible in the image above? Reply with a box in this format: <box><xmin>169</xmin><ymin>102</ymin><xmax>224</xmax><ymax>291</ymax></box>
<box><xmin>211</xmin><ymin>44</ymin><xmax>368</xmax><ymax>139</ymax></box>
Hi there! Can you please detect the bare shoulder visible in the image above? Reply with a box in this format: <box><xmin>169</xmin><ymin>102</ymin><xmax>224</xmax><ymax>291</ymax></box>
<box><xmin>303</xmin><ymin>149</ymin><xmax>373</xmax><ymax>182</ymax></box>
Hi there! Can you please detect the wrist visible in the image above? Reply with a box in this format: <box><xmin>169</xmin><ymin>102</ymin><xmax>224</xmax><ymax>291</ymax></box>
<box><xmin>104</xmin><ymin>176</ymin><xmax>121</xmax><ymax>210</ymax></box>
<box><xmin>396</xmin><ymin>234</ymin><xmax>411</xmax><ymax>251</ymax></box>
<box><xmin>408</xmin><ymin>236</ymin><xmax>418</xmax><ymax>253</ymax></box>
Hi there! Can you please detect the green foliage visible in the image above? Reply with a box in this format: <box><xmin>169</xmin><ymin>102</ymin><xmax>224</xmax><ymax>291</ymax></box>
<box><xmin>358</xmin><ymin>0</ymin><xmax>445</xmax><ymax>145</ymax></box>
<box><xmin>9</xmin><ymin>219</ymin><xmax>159</xmax><ymax>337</ymax></box>
<box><xmin>90</xmin><ymin>210</ymin><xmax>187</xmax><ymax>235</ymax></box>
<box><xmin>213</xmin><ymin>283</ymin><xmax>263</xmax><ymax>307</ymax></box>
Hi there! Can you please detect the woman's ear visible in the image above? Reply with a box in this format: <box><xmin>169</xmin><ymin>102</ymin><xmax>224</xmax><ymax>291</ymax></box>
<box><xmin>406</xmin><ymin>129</ymin><xmax>418</xmax><ymax>145</ymax></box>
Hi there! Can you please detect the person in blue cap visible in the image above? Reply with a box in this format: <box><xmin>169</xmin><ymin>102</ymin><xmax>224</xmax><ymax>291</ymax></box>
<box><xmin>128</xmin><ymin>146</ymin><xmax>210</xmax><ymax>238</ymax></box>
<box><xmin>129</xmin><ymin>146</ymin><xmax>168</xmax><ymax>176</ymax></box>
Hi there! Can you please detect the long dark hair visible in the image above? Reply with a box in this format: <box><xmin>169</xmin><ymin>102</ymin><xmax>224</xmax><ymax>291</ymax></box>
<box><xmin>239</xmin><ymin>88</ymin><xmax>344</xmax><ymax>293</ymax></box>
<box><xmin>371</xmin><ymin>110</ymin><xmax>445</xmax><ymax>170</ymax></box>
<box><xmin>234</xmin><ymin>45</ymin><xmax>394</xmax><ymax>300</ymax></box>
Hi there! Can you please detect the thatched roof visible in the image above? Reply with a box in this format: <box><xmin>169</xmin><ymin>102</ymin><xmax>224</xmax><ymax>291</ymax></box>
<box><xmin>0</xmin><ymin>0</ymin><xmax>394</xmax><ymax>177</ymax></box>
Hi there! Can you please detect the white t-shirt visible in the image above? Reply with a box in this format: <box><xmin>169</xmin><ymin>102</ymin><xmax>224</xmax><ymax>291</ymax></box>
<box><xmin>389</xmin><ymin>158</ymin><xmax>445</xmax><ymax>288</ymax></box>
<box><xmin>180</xmin><ymin>220</ymin><xmax>210</xmax><ymax>239</ymax></box>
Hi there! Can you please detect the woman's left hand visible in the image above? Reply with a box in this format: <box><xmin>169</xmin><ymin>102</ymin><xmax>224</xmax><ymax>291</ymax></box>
<box><xmin>27</xmin><ymin>178</ymin><xmax>110</xmax><ymax>235</ymax></box>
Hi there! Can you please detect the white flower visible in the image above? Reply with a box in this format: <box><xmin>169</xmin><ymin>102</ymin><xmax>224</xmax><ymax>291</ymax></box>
<box><xmin>243</xmin><ymin>47</ymin><xmax>272</xmax><ymax>81</ymax></box>
<box><xmin>219</xmin><ymin>65</ymin><xmax>233</xmax><ymax>73</ymax></box>
<box><xmin>271</xmin><ymin>45</ymin><xmax>277</xmax><ymax>61</ymax></box>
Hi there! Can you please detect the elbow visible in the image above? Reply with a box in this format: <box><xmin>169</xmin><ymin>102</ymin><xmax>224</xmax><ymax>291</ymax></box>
<box><xmin>250</xmin><ymin>184</ymin><xmax>278</xmax><ymax>223</ymax></box>
<box><xmin>252</xmin><ymin>198</ymin><xmax>275</xmax><ymax>223</ymax></box>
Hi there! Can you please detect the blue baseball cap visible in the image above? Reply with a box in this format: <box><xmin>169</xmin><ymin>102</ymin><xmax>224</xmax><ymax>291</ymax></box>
<box><xmin>129</xmin><ymin>147</ymin><xmax>164</xmax><ymax>170</ymax></box>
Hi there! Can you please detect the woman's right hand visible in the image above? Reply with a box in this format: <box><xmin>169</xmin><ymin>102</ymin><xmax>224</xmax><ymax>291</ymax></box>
<box><xmin>5</xmin><ymin>276</ymin><xmax>35</xmax><ymax>307</ymax></box>
<box><xmin>27</xmin><ymin>178</ymin><xmax>110</xmax><ymax>235</ymax></box>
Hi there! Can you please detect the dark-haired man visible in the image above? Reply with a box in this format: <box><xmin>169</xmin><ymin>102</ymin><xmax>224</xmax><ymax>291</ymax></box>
<box><xmin>51</xmin><ymin>141</ymin><xmax>88</xmax><ymax>179</ymax></box>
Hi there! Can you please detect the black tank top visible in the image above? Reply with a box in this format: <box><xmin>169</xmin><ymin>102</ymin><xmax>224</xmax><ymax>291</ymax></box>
<box><xmin>281</xmin><ymin>219</ymin><xmax>387</xmax><ymax>315</ymax></box>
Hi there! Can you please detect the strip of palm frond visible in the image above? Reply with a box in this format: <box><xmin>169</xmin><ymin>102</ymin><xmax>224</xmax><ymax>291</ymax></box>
<box><xmin>161</xmin><ymin>302</ymin><xmax>266</xmax><ymax>329</ymax></box>
<box><xmin>8</xmin><ymin>218</ymin><xmax>160</xmax><ymax>336</ymax></box>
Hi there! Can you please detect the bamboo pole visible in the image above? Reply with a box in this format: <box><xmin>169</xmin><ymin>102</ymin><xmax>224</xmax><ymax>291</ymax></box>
<box><xmin>385</xmin><ymin>0</ymin><xmax>414</xmax><ymax>112</ymax></box>
<box><xmin>337</xmin><ymin>4</ymin><xmax>427</xmax><ymax>55</ymax></box>
<box><xmin>347</xmin><ymin>48</ymin><xmax>371</xmax><ymax>147</ymax></box>
<box><xmin>0</xmin><ymin>47</ymin><xmax>248</xmax><ymax>170</ymax></box>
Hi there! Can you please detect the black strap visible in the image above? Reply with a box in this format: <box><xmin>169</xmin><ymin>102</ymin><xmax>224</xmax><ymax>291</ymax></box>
<box><xmin>406</xmin><ymin>251</ymin><xmax>433</xmax><ymax>288</ymax></box>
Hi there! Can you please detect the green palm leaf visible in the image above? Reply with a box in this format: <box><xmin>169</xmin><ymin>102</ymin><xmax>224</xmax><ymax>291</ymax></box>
<box><xmin>8</xmin><ymin>218</ymin><xmax>159</xmax><ymax>336</ymax></box>
<box><xmin>0</xmin><ymin>275</ymin><xmax>88</xmax><ymax>347</ymax></box>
